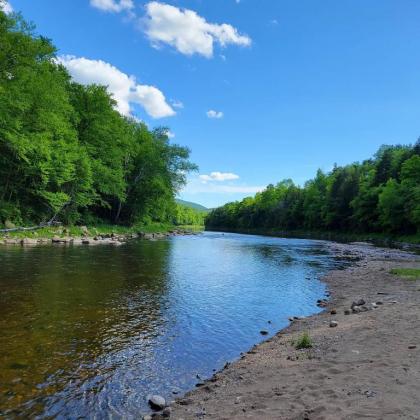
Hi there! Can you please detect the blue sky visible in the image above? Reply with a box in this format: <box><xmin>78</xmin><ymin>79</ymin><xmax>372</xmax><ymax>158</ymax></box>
<box><xmin>4</xmin><ymin>0</ymin><xmax>420</xmax><ymax>208</ymax></box>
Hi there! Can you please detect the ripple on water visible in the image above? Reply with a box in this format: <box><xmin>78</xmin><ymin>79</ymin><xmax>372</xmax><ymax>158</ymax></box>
<box><xmin>0</xmin><ymin>232</ymin><xmax>348</xmax><ymax>417</ymax></box>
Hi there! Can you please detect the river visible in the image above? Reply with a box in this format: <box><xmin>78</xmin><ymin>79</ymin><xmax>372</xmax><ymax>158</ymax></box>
<box><xmin>0</xmin><ymin>232</ymin><xmax>347</xmax><ymax>418</ymax></box>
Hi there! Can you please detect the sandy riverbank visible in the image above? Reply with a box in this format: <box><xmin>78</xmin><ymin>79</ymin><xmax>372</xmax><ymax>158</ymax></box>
<box><xmin>167</xmin><ymin>242</ymin><xmax>420</xmax><ymax>419</ymax></box>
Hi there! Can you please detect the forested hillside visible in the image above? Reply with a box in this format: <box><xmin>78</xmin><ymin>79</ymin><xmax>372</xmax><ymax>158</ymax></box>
<box><xmin>206</xmin><ymin>143</ymin><xmax>420</xmax><ymax>236</ymax></box>
<box><xmin>0</xmin><ymin>11</ymin><xmax>197</xmax><ymax>228</ymax></box>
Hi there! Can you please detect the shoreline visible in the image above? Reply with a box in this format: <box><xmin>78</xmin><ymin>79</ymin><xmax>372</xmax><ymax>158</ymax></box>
<box><xmin>0</xmin><ymin>227</ymin><xmax>200</xmax><ymax>246</ymax></box>
<box><xmin>205</xmin><ymin>227</ymin><xmax>420</xmax><ymax>248</ymax></box>
<box><xmin>166</xmin><ymin>241</ymin><xmax>420</xmax><ymax>419</ymax></box>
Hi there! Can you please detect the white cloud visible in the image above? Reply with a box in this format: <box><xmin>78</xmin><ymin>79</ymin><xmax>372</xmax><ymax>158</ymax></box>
<box><xmin>142</xmin><ymin>2</ymin><xmax>251</xmax><ymax>58</ymax></box>
<box><xmin>58</xmin><ymin>55</ymin><xmax>175</xmax><ymax>119</ymax></box>
<box><xmin>171</xmin><ymin>100</ymin><xmax>184</xmax><ymax>109</ymax></box>
<box><xmin>90</xmin><ymin>0</ymin><xmax>134</xmax><ymax>13</ymax></box>
<box><xmin>0</xmin><ymin>0</ymin><xmax>13</xmax><ymax>14</ymax></box>
<box><xmin>207</xmin><ymin>110</ymin><xmax>224</xmax><ymax>119</ymax></box>
<box><xmin>165</xmin><ymin>129</ymin><xmax>175</xmax><ymax>138</ymax></box>
<box><xmin>184</xmin><ymin>179</ymin><xmax>264</xmax><ymax>195</ymax></box>
<box><xmin>199</xmin><ymin>172</ymin><xmax>239</xmax><ymax>182</ymax></box>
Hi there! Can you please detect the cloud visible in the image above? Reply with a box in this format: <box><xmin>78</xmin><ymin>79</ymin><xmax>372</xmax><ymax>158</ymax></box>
<box><xmin>207</xmin><ymin>110</ymin><xmax>224</xmax><ymax>119</ymax></box>
<box><xmin>184</xmin><ymin>178</ymin><xmax>264</xmax><ymax>195</ymax></box>
<box><xmin>90</xmin><ymin>0</ymin><xmax>134</xmax><ymax>13</ymax></box>
<box><xmin>165</xmin><ymin>129</ymin><xmax>175</xmax><ymax>138</ymax></box>
<box><xmin>142</xmin><ymin>2</ymin><xmax>251</xmax><ymax>58</ymax></box>
<box><xmin>58</xmin><ymin>55</ymin><xmax>175</xmax><ymax>119</ymax></box>
<box><xmin>171</xmin><ymin>100</ymin><xmax>184</xmax><ymax>109</ymax></box>
<box><xmin>0</xmin><ymin>0</ymin><xmax>13</xmax><ymax>14</ymax></box>
<box><xmin>199</xmin><ymin>172</ymin><xmax>239</xmax><ymax>182</ymax></box>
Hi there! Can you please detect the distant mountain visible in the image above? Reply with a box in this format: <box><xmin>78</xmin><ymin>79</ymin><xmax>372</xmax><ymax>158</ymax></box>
<box><xmin>176</xmin><ymin>199</ymin><xmax>209</xmax><ymax>212</ymax></box>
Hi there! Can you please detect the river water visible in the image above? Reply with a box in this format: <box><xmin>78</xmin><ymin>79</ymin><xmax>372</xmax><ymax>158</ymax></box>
<box><xmin>0</xmin><ymin>232</ymin><xmax>347</xmax><ymax>418</ymax></box>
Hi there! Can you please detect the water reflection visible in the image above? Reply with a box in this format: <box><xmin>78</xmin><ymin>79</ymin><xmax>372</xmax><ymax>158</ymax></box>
<box><xmin>1</xmin><ymin>232</ymin><xmax>346</xmax><ymax>417</ymax></box>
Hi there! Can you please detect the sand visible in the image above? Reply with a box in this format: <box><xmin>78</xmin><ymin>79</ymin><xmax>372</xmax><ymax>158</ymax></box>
<box><xmin>169</xmin><ymin>242</ymin><xmax>420</xmax><ymax>419</ymax></box>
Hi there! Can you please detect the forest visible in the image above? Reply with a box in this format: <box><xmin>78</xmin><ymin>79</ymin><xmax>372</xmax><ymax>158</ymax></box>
<box><xmin>0</xmin><ymin>11</ymin><xmax>200</xmax><ymax>229</ymax></box>
<box><xmin>206</xmin><ymin>142</ymin><xmax>420</xmax><ymax>237</ymax></box>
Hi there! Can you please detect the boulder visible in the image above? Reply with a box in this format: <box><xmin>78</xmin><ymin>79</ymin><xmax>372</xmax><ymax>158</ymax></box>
<box><xmin>20</xmin><ymin>238</ymin><xmax>38</xmax><ymax>246</ymax></box>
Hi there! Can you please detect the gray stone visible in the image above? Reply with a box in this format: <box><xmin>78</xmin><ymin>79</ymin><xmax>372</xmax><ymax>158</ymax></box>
<box><xmin>148</xmin><ymin>395</ymin><xmax>166</xmax><ymax>410</ymax></box>
<box><xmin>329</xmin><ymin>321</ymin><xmax>338</xmax><ymax>328</ymax></box>
<box><xmin>20</xmin><ymin>238</ymin><xmax>38</xmax><ymax>246</ymax></box>
<box><xmin>162</xmin><ymin>407</ymin><xmax>171</xmax><ymax>417</ymax></box>
<box><xmin>352</xmin><ymin>306</ymin><xmax>361</xmax><ymax>313</ymax></box>
<box><xmin>344</xmin><ymin>309</ymin><xmax>351</xmax><ymax>315</ymax></box>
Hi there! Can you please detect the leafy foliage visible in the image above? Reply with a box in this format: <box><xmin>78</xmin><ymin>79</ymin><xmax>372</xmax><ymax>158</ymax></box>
<box><xmin>0</xmin><ymin>11</ymin><xmax>196</xmax><ymax>227</ymax></box>
<box><xmin>206</xmin><ymin>142</ymin><xmax>420</xmax><ymax>235</ymax></box>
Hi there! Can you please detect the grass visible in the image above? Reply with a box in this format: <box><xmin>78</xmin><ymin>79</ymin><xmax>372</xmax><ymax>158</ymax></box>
<box><xmin>294</xmin><ymin>332</ymin><xmax>313</xmax><ymax>350</ymax></box>
<box><xmin>390</xmin><ymin>268</ymin><xmax>420</xmax><ymax>280</ymax></box>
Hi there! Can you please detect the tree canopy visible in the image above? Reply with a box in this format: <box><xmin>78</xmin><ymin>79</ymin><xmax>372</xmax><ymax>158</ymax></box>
<box><xmin>206</xmin><ymin>142</ymin><xmax>420</xmax><ymax>236</ymax></box>
<box><xmin>0</xmin><ymin>11</ymin><xmax>197</xmax><ymax>227</ymax></box>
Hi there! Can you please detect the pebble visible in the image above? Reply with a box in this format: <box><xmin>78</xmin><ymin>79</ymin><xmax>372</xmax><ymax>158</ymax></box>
<box><xmin>330</xmin><ymin>309</ymin><xmax>337</xmax><ymax>315</ymax></box>
<box><xmin>408</xmin><ymin>345</ymin><xmax>417</xmax><ymax>350</ymax></box>
<box><xmin>352</xmin><ymin>306</ymin><xmax>361</xmax><ymax>313</ymax></box>
<box><xmin>148</xmin><ymin>395</ymin><xmax>166</xmax><ymax>410</ymax></box>
<box><xmin>344</xmin><ymin>309</ymin><xmax>351</xmax><ymax>315</ymax></box>
<box><xmin>162</xmin><ymin>407</ymin><xmax>171</xmax><ymax>417</ymax></box>
<box><xmin>260</xmin><ymin>330</ymin><xmax>269</xmax><ymax>335</ymax></box>
<box><xmin>329</xmin><ymin>321</ymin><xmax>338</xmax><ymax>328</ymax></box>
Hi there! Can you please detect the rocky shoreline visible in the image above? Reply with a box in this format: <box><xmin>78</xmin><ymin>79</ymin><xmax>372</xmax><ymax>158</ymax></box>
<box><xmin>146</xmin><ymin>242</ymin><xmax>420</xmax><ymax>419</ymax></box>
<box><xmin>0</xmin><ymin>228</ymin><xmax>196</xmax><ymax>246</ymax></box>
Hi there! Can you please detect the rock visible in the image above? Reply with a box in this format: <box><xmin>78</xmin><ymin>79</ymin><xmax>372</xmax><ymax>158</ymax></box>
<box><xmin>143</xmin><ymin>416</ymin><xmax>153</xmax><ymax>420</ymax></box>
<box><xmin>289</xmin><ymin>317</ymin><xmax>294</xmax><ymax>322</ymax></box>
<box><xmin>148</xmin><ymin>395</ymin><xmax>166</xmax><ymax>411</ymax></box>
<box><xmin>376</xmin><ymin>301</ymin><xmax>383</xmax><ymax>305</ymax></box>
<box><xmin>344</xmin><ymin>309</ymin><xmax>351</xmax><ymax>315</ymax></box>
<box><xmin>82</xmin><ymin>239</ymin><xmax>90</xmax><ymax>245</ymax></box>
<box><xmin>20</xmin><ymin>238</ymin><xmax>38</xmax><ymax>246</ymax></box>
<box><xmin>408</xmin><ymin>345</ymin><xmax>417</xmax><ymax>350</ymax></box>
<box><xmin>4</xmin><ymin>220</ymin><xmax>16</xmax><ymax>229</ymax></box>
<box><xmin>330</xmin><ymin>321</ymin><xmax>338</xmax><ymax>328</ymax></box>
<box><xmin>330</xmin><ymin>309</ymin><xmax>337</xmax><ymax>315</ymax></box>
<box><xmin>352</xmin><ymin>306</ymin><xmax>361</xmax><ymax>313</ymax></box>
<box><xmin>357</xmin><ymin>299</ymin><xmax>366</xmax><ymax>306</ymax></box>
<box><xmin>52</xmin><ymin>236</ymin><xmax>61</xmax><ymax>243</ymax></box>
<box><xmin>260</xmin><ymin>330</ymin><xmax>269</xmax><ymax>335</ymax></box>
<box><xmin>162</xmin><ymin>407</ymin><xmax>171</xmax><ymax>417</ymax></box>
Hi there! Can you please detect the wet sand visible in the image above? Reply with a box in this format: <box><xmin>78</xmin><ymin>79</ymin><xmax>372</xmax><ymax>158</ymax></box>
<box><xmin>169</xmin><ymin>242</ymin><xmax>420</xmax><ymax>419</ymax></box>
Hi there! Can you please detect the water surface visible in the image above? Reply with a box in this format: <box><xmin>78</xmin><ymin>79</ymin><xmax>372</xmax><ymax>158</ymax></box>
<box><xmin>0</xmin><ymin>232</ymin><xmax>345</xmax><ymax>417</ymax></box>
